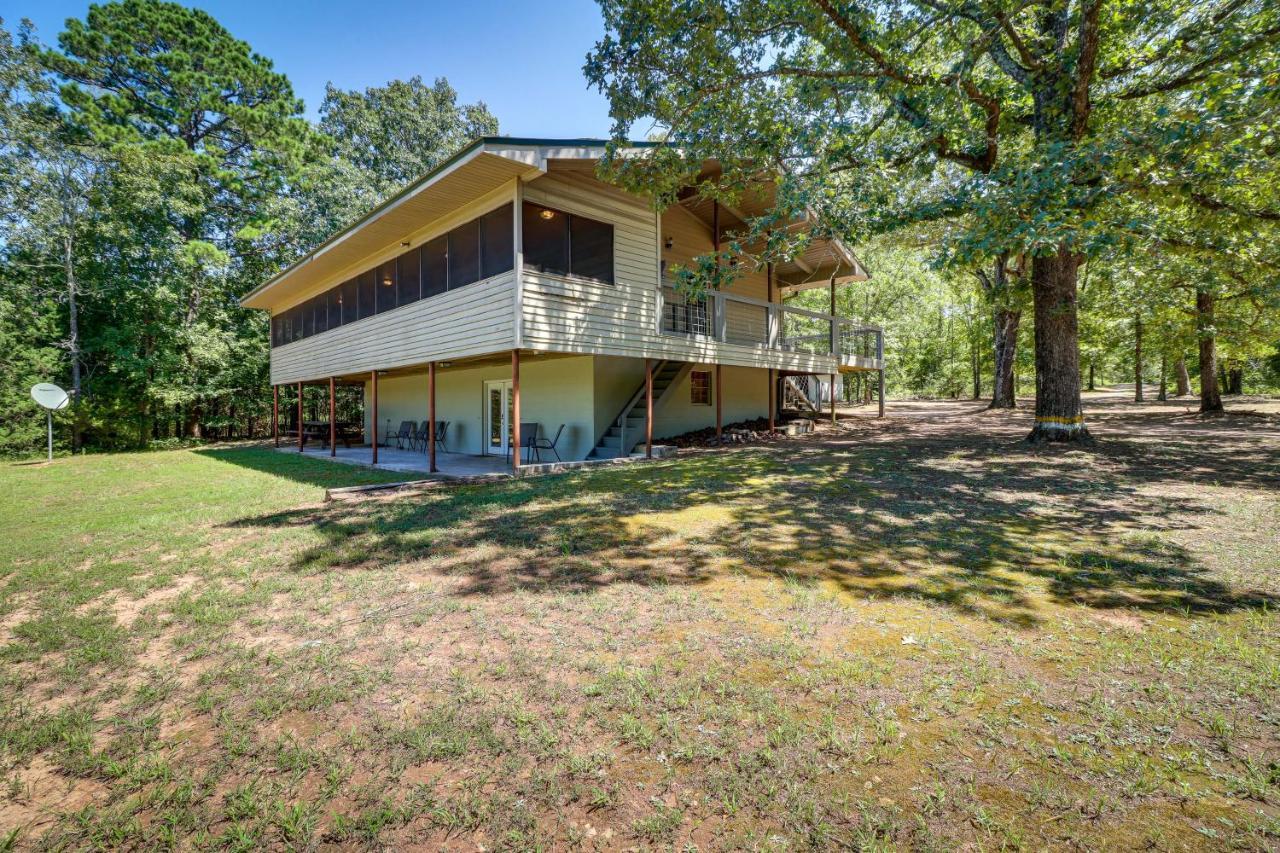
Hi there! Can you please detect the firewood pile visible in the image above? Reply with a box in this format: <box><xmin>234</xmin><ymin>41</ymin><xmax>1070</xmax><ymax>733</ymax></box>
<box><xmin>664</xmin><ymin>417</ymin><xmax>794</xmax><ymax>448</ymax></box>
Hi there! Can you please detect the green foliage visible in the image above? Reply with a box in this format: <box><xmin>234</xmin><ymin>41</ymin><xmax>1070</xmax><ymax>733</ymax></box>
<box><xmin>0</xmin><ymin>5</ymin><xmax>495</xmax><ymax>455</ymax></box>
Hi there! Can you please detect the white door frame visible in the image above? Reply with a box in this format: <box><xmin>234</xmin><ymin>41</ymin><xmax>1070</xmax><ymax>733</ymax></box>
<box><xmin>482</xmin><ymin>379</ymin><xmax>513</xmax><ymax>456</ymax></box>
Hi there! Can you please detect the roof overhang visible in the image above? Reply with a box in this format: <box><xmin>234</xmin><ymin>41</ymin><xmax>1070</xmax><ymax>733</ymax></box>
<box><xmin>240</xmin><ymin>138</ymin><xmax>655</xmax><ymax>311</ymax></box>
<box><xmin>241</xmin><ymin>136</ymin><xmax>868</xmax><ymax>311</ymax></box>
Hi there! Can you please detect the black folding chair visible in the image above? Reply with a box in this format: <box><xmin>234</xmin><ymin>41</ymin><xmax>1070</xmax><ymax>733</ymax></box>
<box><xmin>530</xmin><ymin>423</ymin><xmax>565</xmax><ymax>462</ymax></box>
<box><xmin>394</xmin><ymin>420</ymin><xmax>415</xmax><ymax>450</ymax></box>
<box><xmin>432</xmin><ymin>420</ymin><xmax>449</xmax><ymax>453</ymax></box>
<box><xmin>506</xmin><ymin>423</ymin><xmax>539</xmax><ymax>463</ymax></box>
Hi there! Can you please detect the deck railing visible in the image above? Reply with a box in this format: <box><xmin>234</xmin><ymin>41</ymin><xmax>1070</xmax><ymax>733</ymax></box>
<box><xmin>658</xmin><ymin>284</ymin><xmax>883</xmax><ymax>367</ymax></box>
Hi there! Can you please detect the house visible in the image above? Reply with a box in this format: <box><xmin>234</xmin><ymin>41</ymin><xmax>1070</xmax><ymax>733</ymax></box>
<box><xmin>239</xmin><ymin>137</ymin><xmax>884</xmax><ymax>475</ymax></box>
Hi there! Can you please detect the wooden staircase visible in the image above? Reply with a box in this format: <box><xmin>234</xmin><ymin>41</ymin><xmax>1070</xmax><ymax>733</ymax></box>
<box><xmin>589</xmin><ymin>361</ymin><xmax>691</xmax><ymax>459</ymax></box>
<box><xmin>781</xmin><ymin>375</ymin><xmax>819</xmax><ymax>414</ymax></box>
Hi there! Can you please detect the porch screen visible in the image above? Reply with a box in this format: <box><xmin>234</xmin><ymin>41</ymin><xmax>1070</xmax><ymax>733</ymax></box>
<box><xmin>521</xmin><ymin>202</ymin><xmax>614</xmax><ymax>285</ymax></box>
<box><xmin>269</xmin><ymin>203</ymin><xmax>515</xmax><ymax>348</ymax></box>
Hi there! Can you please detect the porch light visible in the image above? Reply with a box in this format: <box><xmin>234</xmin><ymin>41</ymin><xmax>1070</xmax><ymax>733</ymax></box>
<box><xmin>538</xmin><ymin>208</ymin><xmax>556</xmax><ymax>220</ymax></box>
<box><xmin>664</xmin><ymin>236</ymin><xmax>673</xmax><ymax>249</ymax></box>
<box><xmin>381</xmin><ymin>274</ymin><xmax>393</xmax><ymax>286</ymax></box>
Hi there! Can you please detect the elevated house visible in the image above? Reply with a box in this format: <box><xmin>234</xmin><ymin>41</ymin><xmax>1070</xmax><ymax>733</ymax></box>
<box><xmin>240</xmin><ymin>137</ymin><xmax>884</xmax><ymax>475</ymax></box>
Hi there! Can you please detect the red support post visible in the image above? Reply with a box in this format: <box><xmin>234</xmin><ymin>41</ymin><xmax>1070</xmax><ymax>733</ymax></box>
<box><xmin>371</xmin><ymin>370</ymin><xmax>378</xmax><ymax>465</ymax></box>
<box><xmin>511</xmin><ymin>350</ymin><xmax>521</xmax><ymax>472</ymax></box>
<box><xmin>328</xmin><ymin>377</ymin><xmax>336</xmax><ymax>457</ymax></box>
<box><xmin>830</xmin><ymin>373</ymin><xmax>838</xmax><ymax>426</ymax></box>
<box><xmin>645</xmin><ymin>359</ymin><xmax>654</xmax><ymax>458</ymax></box>
<box><xmin>428</xmin><ymin>362</ymin><xmax>437</xmax><ymax>473</ymax></box>
<box><xmin>715</xmin><ymin>363</ymin><xmax>723</xmax><ymax>441</ymax></box>
<box><xmin>296</xmin><ymin>382</ymin><xmax>303</xmax><ymax>452</ymax></box>
<box><xmin>272</xmin><ymin>385</ymin><xmax>279</xmax><ymax>447</ymax></box>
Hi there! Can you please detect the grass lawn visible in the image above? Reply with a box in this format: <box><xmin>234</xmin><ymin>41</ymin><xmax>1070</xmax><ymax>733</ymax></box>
<box><xmin>1</xmin><ymin>393</ymin><xmax>1278</xmax><ymax>850</ymax></box>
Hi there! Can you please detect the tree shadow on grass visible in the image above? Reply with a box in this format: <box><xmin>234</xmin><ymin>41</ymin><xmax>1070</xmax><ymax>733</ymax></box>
<box><xmin>222</xmin><ymin>407</ymin><xmax>1280</xmax><ymax>626</ymax></box>
<box><xmin>195</xmin><ymin>444</ymin><xmax>410</xmax><ymax>491</ymax></box>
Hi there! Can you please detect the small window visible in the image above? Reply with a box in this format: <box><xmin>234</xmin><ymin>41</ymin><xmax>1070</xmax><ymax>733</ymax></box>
<box><xmin>570</xmin><ymin>214</ymin><xmax>614</xmax><ymax>284</ymax></box>
<box><xmin>300</xmin><ymin>300</ymin><xmax>314</xmax><ymax>338</ymax></box>
<box><xmin>314</xmin><ymin>294</ymin><xmax>329</xmax><ymax>334</ymax></box>
<box><xmin>271</xmin><ymin>315</ymin><xmax>282</xmax><ymax>347</ymax></box>
<box><xmin>340</xmin><ymin>278</ymin><xmax>359</xmax><ymax>324</ymax></box>
<box><xmin>327</xmin><ymin>288</ymin><xmax>342</xmax><ymax>330</ymax></box>
<box><xmin>357</xmin><ymin>270</ymin><xmax>376</xmax><ymax>319</ymax></box>
<box><xmin>480</xmin><ymin>203</ymin><xmax>514</xmax><ymax>279</ymax></box>
<box><xmin>521</xmin><ymin>202</ymin><xmax>613</xmax><ymax>284</ymax></box>
<box><xmin>375</xmin><ymin>261</ymin><xmax>397</xmax><ymax>313</ymax></box>
<box><xmin>690</xmin><ymin>370</ymin><xmax>712</xmax><ymax>406</ymax></box>
<box><xmin>523</xmin><ymin>202</ymin><xmax>569</xmax><ymax>276</ymax></box>
<box><xmin>448</xmin><ymin>221</ymin><xmax>480</xmax><ymax>288</ymax></box>
<box><xmin>422</xmin><ymin>236</ymin><xmax>448</xmax><ymax>298</ymax></box>
<box><xmin>397</xmin><ymin>247</ymin><xmax>420</xmax><ymax>306</ymax></box>
<box><xmin>288</xmin><ymin>305</ymin><xmax>303</xmax><ymax>343</ymax></box>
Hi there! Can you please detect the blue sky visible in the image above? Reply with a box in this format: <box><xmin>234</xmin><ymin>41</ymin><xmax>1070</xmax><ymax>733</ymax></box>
<box><xmin>14</xmin><ymin>0</ymin><xmax>617</xmax><ymax>137</ymax></box>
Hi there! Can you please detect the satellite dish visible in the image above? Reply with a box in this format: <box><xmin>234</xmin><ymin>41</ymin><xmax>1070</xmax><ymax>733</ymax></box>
<box><xmin>31</xmin><ymin>383</ymin><xmax>70</xmax><ymax>411</ymax></box>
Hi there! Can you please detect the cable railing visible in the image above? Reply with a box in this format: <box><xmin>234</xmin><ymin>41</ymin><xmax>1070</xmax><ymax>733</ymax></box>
<box><xmin>657</xmin><ymin>283</ymin><xmax>883</xmax><ymax>368</ymax></box>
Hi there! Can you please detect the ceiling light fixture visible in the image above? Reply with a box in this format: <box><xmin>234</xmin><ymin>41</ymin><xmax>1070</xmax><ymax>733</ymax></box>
<box><xmin>539</xmin><ymin>208</ymin><xmax>556</xmax><ymax>220</ymax></box>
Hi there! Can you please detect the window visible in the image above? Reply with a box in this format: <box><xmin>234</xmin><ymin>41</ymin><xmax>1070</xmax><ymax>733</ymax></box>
<box><xmin>375</xmin><ymin>261</ymin><xmax>397</xmax><ymax>314</ymax></box>
<box><xmin>448</xmin><ymin>221</ymin><xmax>480</xmax><ymax>288</ymax></box>
<box><xmin>326</xmin><ymin>288</ymin><xmax>342</xmax><ymax>330</ymax></box>
<box><xmin>340</xmin><ymin>277</ymin><xmax>358</xmax><ymax>325</ymax></box>
<box><xmin>422</xmin><ymin>236</ymin><xmax>448</xmax><ymax>298</ymax></box>
<box><xmin>480</xmin><ymin>203</ymin><xmax>514</xmax><ymax>279</ymax></box>
<box><xmin>357</xmin><ymin>270</ymin><xmax>376</xmax><ymax>319</ymax></box>
<box><xmin>397</xmin><ymin>248</ymin><xmax>420</xmax><ymax>306</ymax></box>
<box><xmin>271</xmin><ymin>315</ymin><xmax>282</xmax><ymax>347</ymax></box>
<box><xmin>301</xmin><ymin>300</ymin><xmax>315</xmax><ymax>338</ymax></box>
<box><xmin>522</xmin><ymin>203</ymin><xmax>568</xmax><ymax>276</ymax></box>
<box><xmin>521</xmin><ymin>202</ymin><xmax>613</xmax><ymax>284</ymax></box>
<box><xmin>690</xmin><ymin>370</ymin><xmax>712</xmax><ymax>406</ymax></box>
<box><xmin>570</xmin><ymin>214</ymin><xmax>614</xmax><ymax>284</ymax></box>
<box><xmin>314</xmin><ymin>293</ymin><xmax>329</xmax><ymax>334</ymax></box>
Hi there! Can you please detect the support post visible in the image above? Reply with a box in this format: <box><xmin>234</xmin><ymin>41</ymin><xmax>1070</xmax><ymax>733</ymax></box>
<box><xmin>370</xmin><ymin>370</ymin><xmax>378</xmax><ymax>465</ymax></box>
<box><xmin>296</xmin><ymin>382</ymin><xmax>303</xmax><ymax>452</ymax></box>
<box><xmin>878</xmin><ymin>369</ymin><xmax>885</xmax><ymax>418</ymax></box>
<box><xmin>328</xmin><ymin>377</ymin><xmax>336</xmax><ymax>457</ymax></box>
<box><xmin>768</xmin><ymin>369</ymin><xmax>775</xmax><ymax>432</ymax></box>
<box><xmin>47</xmin><ymin>411</ymin><xmax>53</xmax><ymax>462</ymax></box>
<box><xmin>645</xmin><ymin>358</ymin><xmax>654</xmax><ymax>458</ymax></box>
<box><xmin>715</xmin><ymin>363</ymin><xmax>723</xmax><ymax>441</ymax></box>
<box><xmin>511</xmin><ymin>350</ymin><xmax>521</xmax><ymax>472</ymax></box>
<box><xmin>272</xmin><ymin>385</ymin><xmax>279</xmax><ymax>447</ymax></box>
<box><xmin>830</xmin><ymin>373</ymin><xmax>837</xmax><ymax>426</ymax></box>
<box><xmin>428</xmin><ymin>361</ymin><xmax>438</xmax><ymax>473</ymax></box>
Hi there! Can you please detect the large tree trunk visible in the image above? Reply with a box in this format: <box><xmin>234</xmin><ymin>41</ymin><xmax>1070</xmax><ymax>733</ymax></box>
<box><xmin>1157</xmin><ymin>352</ymin><xmax>1167</xmax><ymax>401</ymax></box>
<box><xmin>1028</xmin><ymin>249</ymin><xmax>1088</xmax><ymax>441</ymax></box>
<box><xmin>1174</xmin><ymin>357</ymin><xmax>1190</xmax><ymax>396</ymax></box>
<box><xmin>989</xmin><ymin>309</ymin><xmax>1020</xmax><ymax>408</ymax></box>
<box><xmin>1196</xmin><ymin>289</ymin><xmax>1223</xmax><ymax>413</ymax></box>
<box><xmin>1133</xmin><ymin>314</ymin><xmax>1144</xmax><ymax>402</ymax></box>
<box><xmin>971</xmin><ymin>335</ymin><xmax>982</xmax><ymax>400</ymax></box>
<box><xmin>1225</xmin><ymin>366</ymin><xmax>1243</xmax><ymax>395</ymax></box>
<box><xmin>63</xmin><ymin>231</ymin><xmax>84</xmax><ymax>453</ymax></box>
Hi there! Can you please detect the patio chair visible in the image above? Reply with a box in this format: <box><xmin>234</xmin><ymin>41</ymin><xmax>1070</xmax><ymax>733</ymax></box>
<box><xmin>409</xmin><ymin>421</ymin><xmax>426</xmax><ymax>452</ymax></box>
<box><xmin>530</xmin><ymin>423</ymin><xmax>565</xmax><ymax>462</ymax></box>
<box><xmin>506</xmin><ymin>422</ymin><xmax>540</xmax><ymax>463</ymax></box>
<box><xmin>420</xmin><ymin>420</ymin><xmax>449</xmax><ymax>453</ymax></box>
<box><xmin>394</xmin><ymin>420</ymin><xmax>415</xmax><ymax>450</ymax></box>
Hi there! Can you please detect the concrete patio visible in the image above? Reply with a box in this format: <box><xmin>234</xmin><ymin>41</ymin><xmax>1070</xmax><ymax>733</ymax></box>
<box><xmin>278</xmin><ymin>443</ymin><xmax>513</xmax><ymax>478</ymax></box>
